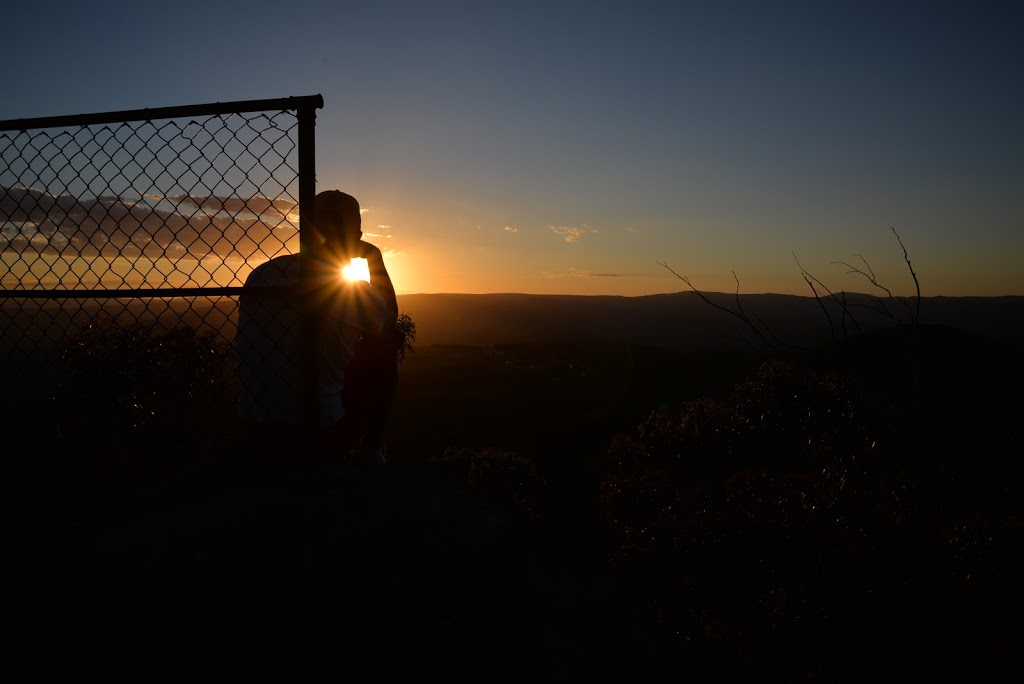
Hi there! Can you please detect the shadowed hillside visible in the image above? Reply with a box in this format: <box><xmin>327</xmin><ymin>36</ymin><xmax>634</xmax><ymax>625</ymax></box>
<box><xmin>396</xmin><ymin>292</ymin><xmax>1024</xmax><ymax>349</ymax></box>
<box><xmin>5</xmin><ymin>293</ymin><xmax>1022</xmax><ymax>373</ymax></box>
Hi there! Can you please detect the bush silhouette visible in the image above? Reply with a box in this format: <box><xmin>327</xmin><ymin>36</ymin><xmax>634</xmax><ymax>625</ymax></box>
<box><xmin>435</xmin><ymin>447</ymin><xmax>547</xmax><ymax>521</ymax></box>
<box><xmin>57</xmin><ymin>318</ymin><xmax>233</xmax><ymax>429</ymax></box>
<box><xmin>595</xmin><ymin>357</ymin><xmax>1021</xmax><ymax>680</ymax></box>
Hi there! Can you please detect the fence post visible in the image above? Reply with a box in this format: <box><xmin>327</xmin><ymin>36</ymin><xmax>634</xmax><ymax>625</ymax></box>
<box><xmin>297</xmin><ymin>101</ymin><xmax>319</xmax><ymax>460</ymax></box>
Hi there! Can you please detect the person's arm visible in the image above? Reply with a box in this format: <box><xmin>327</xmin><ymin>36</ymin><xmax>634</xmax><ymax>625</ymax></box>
<box><xmin>360</xmin><ymin>241</ymin><xmax>399</xmax><ymax>325</ymax></box>
<box><xmin>341</xmin><ymin>279</ymin><xmax>387</xmax><ymax>336</ymax></box>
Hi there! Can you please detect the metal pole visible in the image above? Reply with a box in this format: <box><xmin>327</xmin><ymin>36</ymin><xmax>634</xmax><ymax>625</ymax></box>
<box><xmin>0</xmin><ymin>95</ymin><xmax>325</xmax><ymax>132</ymax></box>
<box><xmin>297</xmin><ymin>102</ymin><xmax>319</xmax><ymax>460</ymax></box>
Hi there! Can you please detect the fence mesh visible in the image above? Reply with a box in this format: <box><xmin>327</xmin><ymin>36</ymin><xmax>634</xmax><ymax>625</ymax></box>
<box><xmin>1</xmin><ymin>98</ymin><xmax>320</xmax><ymax>475</ymax></box>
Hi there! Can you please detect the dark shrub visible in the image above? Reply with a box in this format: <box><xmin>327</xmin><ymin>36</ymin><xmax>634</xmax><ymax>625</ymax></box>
<box><xmin>54</xmin><ymin>317</ymin><xmax>235</xmax><ymax>453</ymax></box>
<box><xmin>596</xmin><ymin>360</ymin><xmax>941</xmax><ymax>680</ymax></box>
<box><xmin>435</xmin><ymin>447</ymin><xmax>547</xmax><ymax>521</ymax></box>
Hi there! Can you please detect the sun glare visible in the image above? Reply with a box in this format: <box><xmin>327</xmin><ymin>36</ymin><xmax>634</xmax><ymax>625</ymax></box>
<box><xmin>341</xmin><ymin>257</ymin><xmax>371</xmax><ymax>283</ymax></box>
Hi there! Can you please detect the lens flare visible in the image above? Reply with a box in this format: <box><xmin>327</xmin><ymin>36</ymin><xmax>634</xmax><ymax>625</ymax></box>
<box><xmin>341</xmin><ymin>257</ymin><xmax>371</xmax><ymax>283</ymax></box>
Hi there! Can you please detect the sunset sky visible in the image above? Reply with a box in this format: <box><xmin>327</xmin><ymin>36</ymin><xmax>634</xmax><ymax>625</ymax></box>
<box><xmin>4</xmin><ymin>0</ymin><xmax>1022</xmax><ymax>296</ymax></box>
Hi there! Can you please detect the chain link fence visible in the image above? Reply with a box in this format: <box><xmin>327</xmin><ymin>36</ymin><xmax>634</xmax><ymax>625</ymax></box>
<box><xmin>1</xmin><ymin>96</ymin><xmax>322</xmax><ymax>482</ymax></box>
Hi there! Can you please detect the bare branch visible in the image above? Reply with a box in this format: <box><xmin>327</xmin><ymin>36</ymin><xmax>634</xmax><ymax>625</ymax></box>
<box><xmin>732</xmin><ymin>270</ymin><xmax>750</xmax><ymax>324</ymax></box>
<box><xmin>839</xmin><ymin>290</ymin><xmax>849</xmax><ymax>339</ymax></box>
<box><xmin>658</xmin><ymin>261</ymin><xmax>738</xmax><ymax>319</ymax></box>
<box><xmin>793</xmin><ymin>252</ymin><xmax>839</xmax><ymax>300</ymax></box>
<box><xmin>802</xmin><ymin>274</ymin><xmax>836</xmax><ymax>345</ymax></box>
<box><xmin>793</xmin><ymin>252</ymin><xmax>860</xmax><ymax>337</ymax></box>
<box><xmin>891</xmin><ymin>226</ymin><xmax>921</xmax><ymax>325</ymax></box>
<box><xmin>732</xmin><ymin>270</ymin><xmax>807</xmax><ymax>350</ymax></box>
<box><xmin>657</xmin><ymin>261</ymin><xmax>776</xmax><ymax>350</ymax></box>
<box><xmin>855</xmin><ymin>254</ymin><xmax>877</xmax><ymax>283</ymax></box>
<box><xmin>831</xmin><ymin>252</ymin><xmax>912</xmax><ymax>324</ymax></box>
<box><xmin>849</xmin><ymin>300</ymin><xmax>898</xmax><ymax>323</ymax></box>
<box><xmin>831</xmin><ymin>254</ymin><xmax>896</xmax><ymax>300</ymax></box>
<box><xmin>848</xmin><ymin>292</ymin><xmax>864</xmax><ymax>332</ymax></box>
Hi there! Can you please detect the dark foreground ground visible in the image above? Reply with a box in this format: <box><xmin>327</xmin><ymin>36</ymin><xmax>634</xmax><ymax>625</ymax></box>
<box><xmin>3</xmin><ymin>322</ymin><xmax>1023</xmax><ymax>681</ymax></box>
<box><xmin>5</xmin><ymin>462</ymin><xmax>711</xmax><ymax>682</ymax></box>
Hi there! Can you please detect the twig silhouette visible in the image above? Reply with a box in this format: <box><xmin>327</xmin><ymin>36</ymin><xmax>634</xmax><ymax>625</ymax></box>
<box><xmin>891</xmin><ymin>226</ymin><xmax>921</xmax><ymax>325</ymax></box>
<box><xmin>802</xmin><ymin>273</ymin><xmax>836</xmax><ymax>345</ymax></box>
<box><xmin>848</xmin><ymin>298</ymin><xmax>900</xmax><ymax>324</ymax></box>
<box><xmin>831</xmin><ymin>249</ymin><xmax>912</xmax><ymax>324</ymax></box>
<box><xmin>839</xmin><ymin>290</ymin><xmax>850</xmax><ymax>341</ymax></box>
<box><xmin>659</xmin><ymin>227</ymin><xmax>919</xmax><ymax>359</ymax></box>
<box><xmin>731</xmin><ymin>271</ymin><xmax>755</xmax><ymax>332</ymax></box>
<box><xmin>793</xmin><ymin>253</ymin><xmax>862</xmax><ymax>338</ymax></box>
<box><xmin>657</xmin><ymin>261</ymin><xmax>776</xmax><ymax>350</ymax></box>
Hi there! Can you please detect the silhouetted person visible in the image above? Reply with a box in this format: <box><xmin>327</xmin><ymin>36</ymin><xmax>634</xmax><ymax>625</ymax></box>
<box><xmin>235</xmin><ymin>190</ymin><xmax>399</xmax><ymax>469</ymax></box>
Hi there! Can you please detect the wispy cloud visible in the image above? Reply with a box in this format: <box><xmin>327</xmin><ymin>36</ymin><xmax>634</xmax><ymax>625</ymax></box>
<box><xmin>504</xmin><ymin>226</ymin><xmax>518</xmax><ymax>233</ymax></box>
<box><xmin>364</xmin><ymin>224</ymin><xmax>393</xmax><ymax>239</ymax></box>
<box><xmin>543</xmin><ymin>268</ymin><xmax>631</xmax><ymax>279</ymax></box>
<box><xmin>169</xmin><ymin>193</ymin><xmax>295</xmax><ymax>217</ymax></box>
<box><xmin>549</xmin><ymin>225</ymin><xmax>585</xmax><ymax>243</ymax></box>
<box><xmin>1</xmin><ymin>185</ymin><xmax>296</xmax><ymax>260</ymax></box>
<box><xmin>572</xmin><ymin>268</ymin><xmax>628</xmax><ymax>278</ymax></box>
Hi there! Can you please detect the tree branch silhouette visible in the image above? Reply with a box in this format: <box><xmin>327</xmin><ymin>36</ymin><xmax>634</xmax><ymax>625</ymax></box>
<box><xmin>802</xmin><ymin>274</ymin><xmax>836</xmax><ymax>345</ymax></box>
<box><xmin>657</xmin><ymin>261</ymin><xmax>776</xmax><ymax>350</ymax></box>
<box><xmin>793</xmin><ymin>253</ymin><xmax>862</xmax><ymax>339</ymax></box>
<box><xmin>831</xmin><ymin>231</ymin><xmax>921</xmax><ymax>325</ymax></box>
<box><xmin>659</xmin><ymin>228</ymin><xmax>920</xmax><ymax>360</ymax></box>
<box><xmin>892</xmin><ymin>226</ymin><xmax>921</xmax><ymax>326</ymax></box>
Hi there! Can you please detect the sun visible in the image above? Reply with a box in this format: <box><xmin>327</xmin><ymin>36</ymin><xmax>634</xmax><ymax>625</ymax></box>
<box><xmin>341</xmin><ymin>257</ymin><xmax>371</xmax><ymax>283</ymax></box>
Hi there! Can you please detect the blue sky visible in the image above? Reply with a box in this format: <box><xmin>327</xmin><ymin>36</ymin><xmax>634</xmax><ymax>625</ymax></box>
<box><xmin>4</xmin><ymin>0</ymin><xmax>1022</xmax><ymax>295</ymax></box>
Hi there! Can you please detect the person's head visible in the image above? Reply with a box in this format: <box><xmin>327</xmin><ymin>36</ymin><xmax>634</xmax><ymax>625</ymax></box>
<box><xmin>314</xmin><ymin>190</ymin><xmax>361</xmax><ymax>254</ymax></box>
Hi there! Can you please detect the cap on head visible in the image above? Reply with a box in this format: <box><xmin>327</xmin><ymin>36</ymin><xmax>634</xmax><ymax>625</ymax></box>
<box><xmin>314</xmin><ymin>190</ymin><xmax>361</xmax><ymax>243</ymax></box>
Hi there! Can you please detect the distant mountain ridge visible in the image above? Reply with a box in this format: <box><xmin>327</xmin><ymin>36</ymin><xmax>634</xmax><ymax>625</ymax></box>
<box><xmin>395</xmin><ymin>291</ymin><xmax>1024</xmax><ymax>350</ymax></box>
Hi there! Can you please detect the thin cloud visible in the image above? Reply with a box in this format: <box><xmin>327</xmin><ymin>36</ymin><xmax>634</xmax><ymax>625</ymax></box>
<box><xmin>363</xmin><ymin>225</ymin><xmax>393</xmax><ymax>239</ymax></box>
<box><xmin>168</xmin><ymin>193</ymin><xmax>295</xmax><ymax>217</ymax></box>
<box><xmin>549</xmin><ymin>225</ymin><xmax>585</xmax><ymax>243</ymax></box>
<box><xmin>543</xmin><ymin>268</ymin><xmax>631</xmax><ymax>279</ymax></box>
<box><xmin>1</xmin><ymin>185</ymin><xmax>295</xmax><ymax>260</ymax></box>
<box><xmin>504</xmin><ymin>226</ymin><xmax>518</xmax><ymax>233</ymax></box>
<box><xmin>571</xmin><ymin>268</ymin><xmax>628</xmax><ymax>278</ymax></box>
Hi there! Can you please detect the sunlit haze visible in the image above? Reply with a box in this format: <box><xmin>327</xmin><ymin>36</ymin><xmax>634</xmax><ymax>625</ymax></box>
<box><xmin>3</xmin><ymin>1</ymin><xmax>1022</xmax><ymax>296</ymax></box>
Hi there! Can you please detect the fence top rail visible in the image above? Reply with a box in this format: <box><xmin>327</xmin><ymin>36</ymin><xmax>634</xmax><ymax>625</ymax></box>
<box><xmin>0</xmin><ymin>94</ymin><xmax>324</xmax><ymax>133</ymax></box>
<box><xmin>0</xmin><ymin>285</ymin><xmax>304</xmax><ymax>300</ymax></box>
